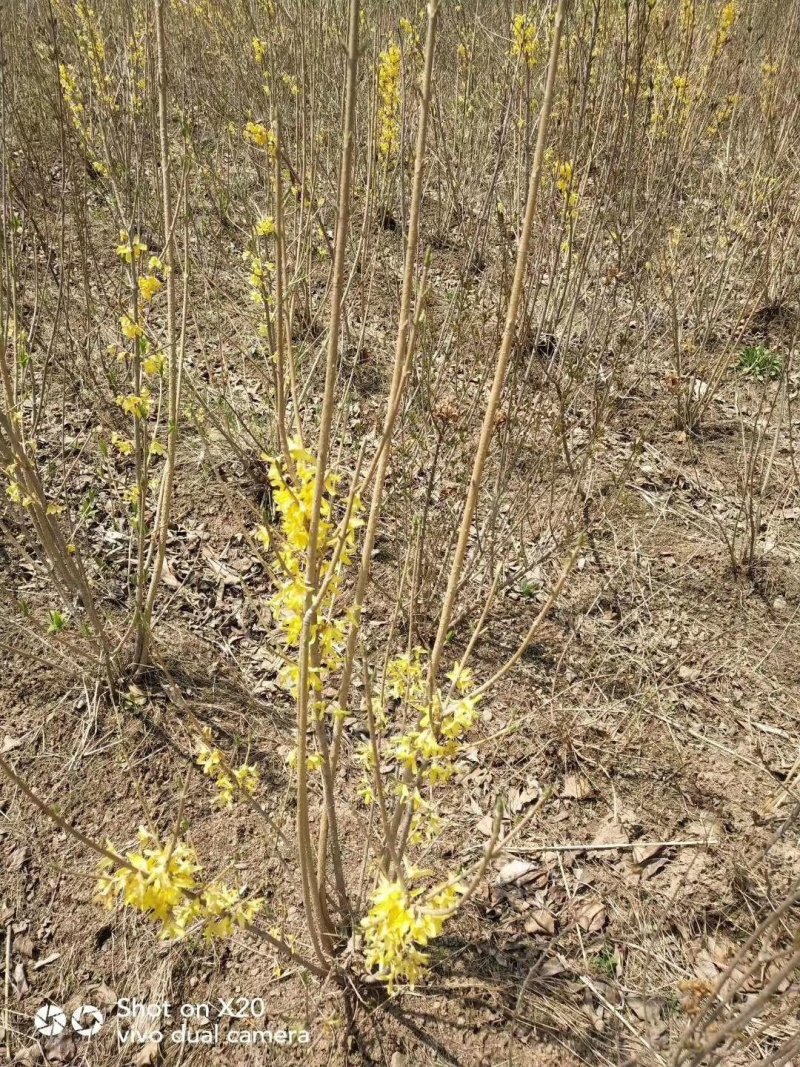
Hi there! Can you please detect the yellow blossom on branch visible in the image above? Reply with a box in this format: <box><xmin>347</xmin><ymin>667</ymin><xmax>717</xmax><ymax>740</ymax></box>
<box><xmin>120</xmin><ymin>313</ymin><xmax>144</xmax><ymax>341</ymax></box>
<box><xmin>138</xmin><ymin>274</ymin><xmax>162</xmax><ymax>302</ymax></box>
<box><xmin>95</xmin><ymin>828</ymin><xmax>263</xmax><ymax>941</ymax></box>
<box><xmin>361</xmin><ymin>877</ymin><xmax>463</xmax><ymax>988</ymax></box>
<box><xmin>243</xmin><ymin>121</ymin><xmax>277</xmax><ymax>157</ymax></box>
<box><xmin>116</xmin><ymin>230</ymin><xmax>148</xmax><ymax>264</ymax></box>
<box><xmin>116</xmin><ymin>387</ymin><xmax>151</xmax><ymax>419</ymax></box>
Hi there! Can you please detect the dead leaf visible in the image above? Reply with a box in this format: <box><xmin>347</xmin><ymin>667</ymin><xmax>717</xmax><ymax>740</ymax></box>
<box><xmin>632</xmin><ymin>842</ymin><xmax>666</xmax><ymax>866</ymax></box>
<box><xmin>693</xmin><ymin>948</ymin><xmax>720</xmax><ymax>983</ymax></box>
<box><xmin>33</xmin><ymin>952</ymin><xmax>60</xmax><ymax>970</ymax></box>
<box><xmin>684</xmin><ymin>816</ymin><xmax>723</xmax><ymax>846</ymax></box>
<box><xmin>576</xmin><ymin>899</ymin><xmax>607</xmax><ymax>932</ymax></box>
<box><xmin>132</xmin><ymin>1041</ymin><xmax>161</xmax><ymax>1066</ymax></box>
<box><xmin>201</xmin><ymin>546</ymin><xmax>241</xmax><ymax>585</ymax></box>
<box><xmin>10</xmin><ymin>847</ymin><xmax>29</xmax><ymax>871</ymax></box>
<box><xmin>13</xmin><ymin>961</ymin><xmax>29</xmax><ymax>997</ymax></box>
<box><xmin>561</xmin><ymin>774</ymin><xmax>595</xmax><ymax>800</ymax></box>
<box><xmin>13</xmin><ymin>1044</ymin><xmax>43</xmax><ymax>1065</ymax></box>
<box><xmin>159</xmin><ymin>560</ymin><xmax>181</xmax><ymax>588</ymax></box>
<box><xmin>476</xmin><ymin>813</ymin><xmax>496</xmax><ymax>837</ymax></box>
<box><xmin>495</xmin><ymin>859</ymin><xmax>538</xmax><ymax>886</ymax></box>
<box><xmin>525</xmin><ymin>909</ymin><xmax>556</xmax><ymax>935</ymax></box>
<box><xmin>539</xmin><ymin>956</ymin><xmax>567</xmax><ymax>978</ymax></box>
<box><xmin>627</xmin><ymin>995</ymin><xmax>665</xmax><ymax>1026</ymax></box>
<box><xmin>508</xmin><ymin>784</ymin><xmax>540</xmax><ymax>813</ymax></box>
<box><xmin>16</xmin><ymin>935</ymin><xmax>35</xmax><ymax>958</ymax></box>
<box><xmin>91</xmin><ymin>982</ymin><xmax>118</xmax><ymax>1010</ymax></box>
<box><xmin>591</xmin><ymin>819</ymin><xmax>629</xmax><ymax>849</ymax></box>
<box><xmin>2</xmin><ymin>735</ymin><xmax>22</xmax><ymax>753</ymax></box>
<box><xmin>637</xmin><ymin>855</ymin><xmax>670</xmax><ymax>880</ymax></box>
<box><xmin>44</xmin><ymin>1034</ymin><xmax>76</xmax><ymax>1064</ymax></box>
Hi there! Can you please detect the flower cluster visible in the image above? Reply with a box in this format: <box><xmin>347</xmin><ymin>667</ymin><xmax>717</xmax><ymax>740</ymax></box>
<box><xmin>555</xmin><ymin>160</ymin><xmax>580</xmax><ymax>219</ymax></box>
<box><xmin>115</xmin><ymin>387</ymin><xmax>151</xmax><ymax>420</ymax></box>
<box><xmin>510</xmin><ymin>14</ymin><xmax>539</xmax><ymax>66</ymax></box>
<box><xmin>73</xmin><ymin>0</ymin><xmax>114</xmax><ymax>108</ymax></box>
<box><xmin>252</xmin><ymin>37</ymin><xmax>267</xmax><ymax>64</ymax></box>
<box><xmin>262</xmin><ymin>437</ymin><xmax>362</xmax><ymax>702</ymax></box>
<box><xmin>116</xmin><ymin>235</ymin><xmax>165</xmax><ymax>355</ymax></box>
<box><xmin>361</xmin><ymin>876</ymin><xmax>463</xmax><ymax>988</ymax></box>
<box><xmin>243</xmin><ymin>248</ymin><xmax>275</xmax><ymax>308</ymax></box>
<box><xmin>712</xmin><ymin>2</ymin><xmax>738</xmax><ymax>60</ymax></box>
<box><xmin>377</xmin><ymin>43</ymin><xmax>402</xmax><ymax>159</ymax></box>
<box><xmin>680</xmin><ymin>0</ymin><xmax>695</xmax><ymax>34</ymax></box>
<box><xmin>59</xmin><ymin>63</ymin><xmax>86</xmax><ymax>137</ymax></box>
<box><xmin>243</xmin><ymin>121</ymin><xmax>277</xmax><ymax>158</ymax></box>
<box><xmin>4</xmin><ymin>462</ymin><xmax>32</xmax><ymax>509</ymax></box>
<box><xmin>96</xmin><ymin>828</ymin><xmax>263</xmax><ymax>940</ymax></box>
<box><xmin>195</xmin><ymin>728</ymin><xmax>260</xmax><ymax>808</ymax></box>
<box><xmin>381</xmin><ymin>650</ymin><xmax>479</xmax><ymax>787</ymax></box>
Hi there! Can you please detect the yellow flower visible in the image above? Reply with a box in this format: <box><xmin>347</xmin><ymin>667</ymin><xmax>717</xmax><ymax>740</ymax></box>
<box><xmin>243</xmin><ymin>121</ymin><xmax>277</xmax><ymax>157</ymax></box>
<box><xmin>120</xmin><ymin>313</ymin><xmax>144</xmax><ymax>341</ymax></box>
<box><xmin>255</xmin><ymin>216</ymin><xmax>276</xmax><ymax>238</ymax></box>
<box><xmin>377</xmin><ymin>43</ymin><xmax>402</xmax><ymax>159</ymax></box>
<box><xmin>233</xmin><ymin>764</ymin><xmax>260</xmax><ymax>795</ymax></box>
<box><xmin>138</xmin><ymin>274</ymin><xmax>162</xmax><ymax>302</ymax></box>
<box><xmin>116</xmin><ymin>388</ymin><xmax>151</xmax><ymax>419</ymax></box>
<box><xmin>195</xmin><ymin>731</ymin><xmax>259</xmax><ymax>808</ymax></box>
<box><xmin>445</xmin><ymin>661</ymin><xmax>474</xmax><ymax>694</ymax></box>
<box><xmin>116</xmin><ymin>230</ymin><xmax>148</xmax><ymax>263</ymax></box>
<box><xmin>111</xmin><ymin>431</ymin><xmax>135</xmax><ymax>455</ymax></box>
<box><xmin>511</xmin><ymin>14</ymin><xmax>538</xmax><ymax>65</ymax></box>
<box><xmin>361</xmin><ymin>877</ymin><xmax>464</xmax><ymax>988</ymax></box>
<box><xmin>96</xmin><ymin>829</ymin><xmax>263</xmax><ymax>941</ymax></box>
<box><xmin>143</xmin><ymin>352</ymin><xmax>165</xmax><ymax>375</ymax></box>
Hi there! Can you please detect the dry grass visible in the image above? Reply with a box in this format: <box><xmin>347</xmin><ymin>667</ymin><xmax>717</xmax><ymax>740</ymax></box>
<box><xmin>1</xmin><ymin>0</ymin><xmax>800</xmax><ymax>1064</ymax></box>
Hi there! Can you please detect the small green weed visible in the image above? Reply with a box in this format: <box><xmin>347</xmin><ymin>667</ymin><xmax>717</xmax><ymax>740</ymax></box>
<box><xmin>738</xmin><ymin>344</ymin><xmax>782</xmax><ymax>381</ymax></box>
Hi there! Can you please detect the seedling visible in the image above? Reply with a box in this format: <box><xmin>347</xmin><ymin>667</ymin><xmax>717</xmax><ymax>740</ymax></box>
<box><xmin>738</xmin><ymin>344</ymin><xmax>782</xmax><ymax>381</ymax></box>
<box><xmin>47</xmin><ymin>609</ymin><xmax>68</xmax><ymax>634</ymax></box>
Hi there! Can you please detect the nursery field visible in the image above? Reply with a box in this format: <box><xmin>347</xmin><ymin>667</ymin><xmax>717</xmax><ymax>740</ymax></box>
<box><xmin>1</xmin><ymin>0</ymin><xmax>799</xmax><ymax>1064</ymax></box>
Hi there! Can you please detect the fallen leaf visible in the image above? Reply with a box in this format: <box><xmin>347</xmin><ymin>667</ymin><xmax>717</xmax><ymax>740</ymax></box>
<box><xmin>693</xmin><ymin>948</ymin><xmax>720</xmax><ymax>983</ymax></box>
<box><xmin>591</xmin><ymin>819</ymin><xmax>629</xmax><ymax>849</ymax></box>
<box><xmin>91</xmin><ymin>982</ymin><xmax>118</xmax><ymax>1010</ymax></box>
<box><xmin>10</xmin><ymin>847</ymin><xmax>29</xmax><ymax>871</ymax></box>
<box><xmin>508</xmin><ymin>784</ymin><xmax>540</xmax><ymax>813</ymax></box>
<box><xmin>13</xmin><ymin>1044</ymin><xmax>43</xmax><ymax>1065</ymax></box>
<box><xmin>684</xmin><ymin>816</ymin><xmax>723</xmax><ymax>846</ymax></box>
<box><xmin>495</xmin><ymin>859</ymin><xmax>538</xmax><ymax>887</ymax></box>
<box><xmin>525</xmin><ymin>909</ymin><xmax>556</xmax><ymax>935</ymax></box>
<box><xmin>561</xmin><ymin>774</ymin><xmax>595</xmax><ymax>800</ymax></box>
<box><xmin>2</xmin><ymin>735</ymin><xmax>22</xmax><ymax>753</ymax></box>
<box><xmin>627</xmin><ymin>995</ymin><xmax>665</xmax><ymax>1026</ymax></box>
<box><xmin>576</xmin><ymin>900</ymin><xmax>607</xmax><ymax>932</ymax></box>
<box><xmin>132</xmin><ymin>1041</ymin><xmax>161</xmax><ymax>1066</ymax></box>
<box><xmin>13</xmin><ymin>961</ymin><xmax>29</xmax><ymax>998</ymax></box>
<box><xmin>16</xmin><ymin>935</ymin><xmax>35</xmax><ymax>958</ymax></box>
<box><xmin>539</xmin><ymin>956</ymin><xmax>567</xmax><ymax>978</ymax></box>
<box><xmin>44</xmin><ymin>1034</ymin><xmax>76</xmax><ymax>1064</ymax></box>
<box><xmin>632</xmin><ymin>842</ymin><xmax>666</xmax><ymax>866</ymax></box>
<box><xmin>33</xmin><ymin>952</ymin><xmax>60</xmax><ymax>970</ymax></box>
<box><xmin>476</xmin><ymin>813</ymin><xmax>496</xmax><ymax>837</ymax></box>
<box><xmin>159</xmin><ymin>560</ymin><xmax>181</xmax><ymax>588</ymax></box>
